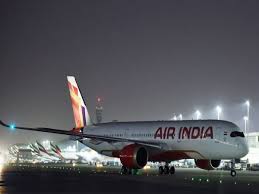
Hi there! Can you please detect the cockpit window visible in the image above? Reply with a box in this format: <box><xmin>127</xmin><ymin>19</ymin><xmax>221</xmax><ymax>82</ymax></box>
<box><xmin>230</xmin><ymin>131</ymin><xmax>245</xmax><ymax>138</ymax></box>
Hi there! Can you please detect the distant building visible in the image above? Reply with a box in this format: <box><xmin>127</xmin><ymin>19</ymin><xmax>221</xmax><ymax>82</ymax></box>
<box><xmin>242</xmin><ymin>132</ymin><xmax>259</xmax><ymax>164</ymax></box>
<box><xmin>96</xmin><ymin>97</ymin><xmax>103</xmax><ymax>124</ymax></box>
<box><xmin>7</xmin><ymin>139</ymin><xmax>115</xmax><ymax>164</ymax></box>
<box><xmin>8</xmin><ymin>144</ymin><xmax>34</xmax><ymax>162</ymax></box>
<box><xmin>246</xmin><ymin>132</ymin><xmax>259</xmax><ymax>148</ymax></box>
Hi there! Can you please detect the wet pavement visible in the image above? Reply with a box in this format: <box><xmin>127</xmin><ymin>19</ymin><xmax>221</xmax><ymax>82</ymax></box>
<box><xmin>0</xmin><ymin>164</ymin><xmax>259</xmax><ymax>194</ymax></box>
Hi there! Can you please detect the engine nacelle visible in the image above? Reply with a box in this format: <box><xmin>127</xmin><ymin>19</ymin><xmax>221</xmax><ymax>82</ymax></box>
<box><xmin>119</xmin><ymin>144</ymin><xmax>148</xmax><ymax>169</ymax></box>
<box><xmin>195</xmin><ymin>159</ymin><xmax>221</xmax><ymax>170</ymax></box>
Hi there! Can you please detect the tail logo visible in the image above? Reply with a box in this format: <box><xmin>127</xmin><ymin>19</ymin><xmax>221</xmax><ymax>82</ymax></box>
<box><xmin>67</xmin><ymin>76</ymin><xmax>91</xmax><ymax>128</ymax></box>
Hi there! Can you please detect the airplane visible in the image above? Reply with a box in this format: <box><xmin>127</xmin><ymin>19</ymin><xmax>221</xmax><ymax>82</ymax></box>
<box><xmin>28</xmin><ymin>143</ymin><xmax>57</xmax><ymax>163</ymax></box>
<box><xmin>34</xmin><ymin>141</ymin><xmax>60</xmax><ymax>161</ymax></box>
<box><xmin>49</xmin><ymin>142</ymin><xmax>81</xmax><ymax>162</ymax></box>
<box><xmin>33</xmin><ymin>141</ymin><xmax>94</xmax><ymax>163</ymax></box>
<box><xmin>50</xmin><ymin>142</ymin><xmax>64</xmax><ymax>160</ymax></box>
<box><xmin>0</xmin><ymin>76</ymin><xmax>249</xmax><ymax>177</ymax></box>
<box><xmin>29</xmin><ymin>143</ymin><xmax>41</xmax><ymax>156</ymax></box>
<box><xmin>48</xmin><ymin>141</ymin><xmax>113</xmax><ymax>164</ymax></box>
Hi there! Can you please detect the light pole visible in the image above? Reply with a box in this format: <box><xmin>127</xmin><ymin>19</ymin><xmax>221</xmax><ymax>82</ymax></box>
<box><xmin>245</xmin><ymin>100</ymin><xmax>250</xmax><ymax>133</ymax></box>
<box><xmin>195</xmin><ymin>110</ymin><xmax>201</xmax><ymax>120</ymax></box>
<box><xmin>244</xmin><ymin>116</ymin><xmax>248</xmax><ymax>136</ymax></box>
<box><xmin>216</xmin><ymin>106</ymin><xmax>222</xmax><ymax>120</ymax></box>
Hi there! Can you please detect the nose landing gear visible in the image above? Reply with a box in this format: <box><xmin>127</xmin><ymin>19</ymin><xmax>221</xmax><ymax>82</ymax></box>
<box><xmin>120</xmin><ymin>166</ymin><xmax>132</xmax><ymax>175</ymax></box>
<box><xmin>230</xmin><ymin>169</ymin><xmax>237</xmax><ymax>177</ymax></box>
<box><xmin>120</xmin><ymin>166</ymin><xmax>139</xmax><ymax>175</ymax></box>
<box><xmin>158</xmin><ymin>163</ymin><xmax>175</xmax><ymax>175</ymax></box>
<box><xmin>230</xmin><ymin>159</ymin><xmax>237</xmax><ymax>177</ymax></box>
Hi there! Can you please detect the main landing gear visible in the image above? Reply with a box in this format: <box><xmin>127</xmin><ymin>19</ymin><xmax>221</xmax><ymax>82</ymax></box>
<box><xmin>230</xmin><ymin>159</ymin><xmax>237</xmax><ymax>177</ymax></box>
<box><xmin>158</xmin><ymin>163</ymin><xmax>175</xmax><ymax>175</ymax></box>
<box><xmin>120</xmin><ymin>166</ymin><xmax>138</xmax><ymax>175</ymax></box>
<box><xmin>121</xmin><ymin>166</ymin><xmax>131</xmax><ymax>175</ymax></box>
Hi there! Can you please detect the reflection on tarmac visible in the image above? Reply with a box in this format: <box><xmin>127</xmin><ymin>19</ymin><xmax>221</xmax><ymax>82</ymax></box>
<box><xmin>0</xmin><ymin>164</ymin><xmax>6</xmax><ymax>194</ymax></box>
<box><xmin>0</xmin><ymin>164</ymin><xmax>259</xmax><ymax>194</ymax></box>
<box><xmin>0</xmin><ymin>164</ymin><xmax>3</xmax><ymax>175</ymax></box>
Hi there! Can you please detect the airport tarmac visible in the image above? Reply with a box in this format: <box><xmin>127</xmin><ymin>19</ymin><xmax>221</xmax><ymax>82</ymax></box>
<box><xmin>0</xmin><ymin>164</ymin><xmax>259</xmax><ymax>194</ymax></box>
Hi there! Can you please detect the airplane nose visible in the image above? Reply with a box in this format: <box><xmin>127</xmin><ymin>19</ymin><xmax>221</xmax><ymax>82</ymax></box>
<box><xmin>239</xmin><ymin>140</ymin><xmax>249</xmax><ymax>157</ymax></box>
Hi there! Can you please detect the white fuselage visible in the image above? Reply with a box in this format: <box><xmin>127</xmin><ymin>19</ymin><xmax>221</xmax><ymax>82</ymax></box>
<box><xmin>80</xmin><ymin>120</ymin><xmax>248</xmax><ymax>162</ymax></box>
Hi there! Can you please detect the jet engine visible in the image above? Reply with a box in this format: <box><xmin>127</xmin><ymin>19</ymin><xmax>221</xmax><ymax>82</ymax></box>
<box><xmin>195</xmin><ymin>159</ymin><xmax>221</xmax><ymax>170</ymax></box>
<box><xmin>119</xmin><ymin>144</ymin><xmax>148</xmax><ymax>169</ymax></box>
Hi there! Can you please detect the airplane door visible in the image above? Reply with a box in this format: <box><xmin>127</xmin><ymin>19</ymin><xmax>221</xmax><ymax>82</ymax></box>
<box><xmin>214</xmin><ymin>126</ymin><xmax>224</xmax><ymax>158</ymax></box>
<box><xmin>124</xmin><ymin>128</ymin><xmax>129</xmax><ymax>138</ymax></box>
<box><xmin>219</xmin><ymin>126</ymin><xmax>228</xmax><ymax>143</ymax></box>
<box><xmin>215</xmin><ymin>126</ymin><xmax>224</xmax><ymax>143</ymax></box>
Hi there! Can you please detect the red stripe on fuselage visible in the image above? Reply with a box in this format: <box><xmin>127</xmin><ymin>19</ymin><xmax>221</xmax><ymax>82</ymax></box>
<box><xmin>149</xmin><ymin>151</ymin><xmax>191</xmax><ymax>161</ymax></box>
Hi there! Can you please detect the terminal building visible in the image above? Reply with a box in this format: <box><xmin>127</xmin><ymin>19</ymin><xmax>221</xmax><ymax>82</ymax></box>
<box><xmin>242</xmin><ymin>132</ymin><xmax>259</xmax><ymax>164</ymax></box>
<box><xmin>7</xmin><ymin>140</ymin><xmax>119</xmax><ymax>165</ymax></box>
<box><xmin>246</xmin><ymin>132</ymin><xmax>259</xmax><ymax>148</ymax></box>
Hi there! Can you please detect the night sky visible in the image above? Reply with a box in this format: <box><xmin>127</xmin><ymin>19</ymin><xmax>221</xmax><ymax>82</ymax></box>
<box><xmin>0</xmin><ymin>0</ymin><xmax>258</xmax><ymax>149</ymax></box>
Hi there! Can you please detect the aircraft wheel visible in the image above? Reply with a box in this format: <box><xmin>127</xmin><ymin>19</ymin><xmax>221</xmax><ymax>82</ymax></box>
<box><xmin>164</xmin><ymin>166</ymin><xmax>170</xmax><ymax>175</ymax></box>
<box><xmin>121</xmin><ymin>166</ymin><xmax>128</xmax><ymax>175</ymax></box>
<box><xmin>159</xmin><ymin>166</ymin><xmax>164</xmax><ymax>175</ymax></box>
<box><xmin>169</xmin><ymin>166</ymin><xmax>175</xmax><ymax>175</ymax></box>
<box><xmin>230</xmin><ymin>170</ymin><xmax>236</xmax><ymax>177</ymax></box>
<box><xmin>132</xmin><ymin>169</ymin><xmax>138</xmax><ymax>175</ymax></box>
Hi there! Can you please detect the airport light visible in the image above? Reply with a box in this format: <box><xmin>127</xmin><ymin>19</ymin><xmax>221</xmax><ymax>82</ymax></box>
<box><xmin>42</xmin><ymin>140</ymin><xmax>50</xmax><ymax>149</ymax></box>
<box><xmin>171</xmin><ymin>115</ymin><xmax>177</xmax><ymax>121</ymax></box>
<box><xmin>9</xmin><ymin>123</ymin><xmax>16</xmax><ymax>130</ymax></box>
<box><xmin>8</xmin><ymin>123</ymin><xmax>16</xmax><ymax>131</ymax></box>
<box><xmin>195</xmin><ymin>110</ymin><xmax>201</xmax><ymax>120</ymax></box>
<box><xmin>244</xmin><ymin>116</ymin><xmax>248</xmax><ymax>136</ymax></box>
<box><xmin>170</xmin><ymin>114</ymin><xmax>177</xmax><ymax>121</ymax></box>
<box><xmin>246</xmin><ymin>100</ymin><xmax>250</xmax><ymax>108</ymax></box>
<box><xmin>216</xmin><ymin>106</ymin><xmax>222</xmax><ymax>120</ymax></box>
<box><xmin>179</xmin><ymin>114</ymin><xmax>183</xmax><ymax>121</ymax></box>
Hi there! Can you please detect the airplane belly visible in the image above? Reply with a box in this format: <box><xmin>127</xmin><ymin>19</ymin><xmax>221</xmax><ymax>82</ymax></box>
<box><xmin>168</xmin><ymin>140</ymin><xmax>217</xmax><ymax>160</ymax></box>
<box><xmin>174</xmin><ymin>140</ymin><xmax>237</xmax><ymax>160</ymax></box>
<box><xmin>80</xmin><ymin>139</ymin><xmax>126</xmax><ymax>157</ymax></box>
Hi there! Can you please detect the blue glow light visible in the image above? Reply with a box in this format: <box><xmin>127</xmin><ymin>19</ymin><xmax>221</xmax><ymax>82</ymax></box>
<box><xmin>10</xmin><ymin>124</ymin><xmax>16</xmax><ymax>130</ymax></box>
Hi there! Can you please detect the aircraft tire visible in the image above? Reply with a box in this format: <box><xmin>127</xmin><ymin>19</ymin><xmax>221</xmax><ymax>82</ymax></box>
<box><xmin>169</xmin><ymin>166</ymin><xmax>175</xmax><ymax>175</ymax></box>
<box><xmin>164</xmin><ymin>166</ymin><xmax>169</xmax><ymax>175</ymax></box>
<box><xmin>230</xmin><ymin>170</ymin><xmax>236</xmax><ymax>177</ymax></box>
<box><xmin>159</xmin><ymin>166</ymin><xmax>164</xmax><ymax>175</ymax></box>
<box><xmin>121</xmin><ymin>166</ymin><xmax>128</xmax><ymax>175</ymax></box>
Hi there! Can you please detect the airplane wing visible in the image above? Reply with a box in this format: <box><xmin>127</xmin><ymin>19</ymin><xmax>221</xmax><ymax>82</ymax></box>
<box><xmin>0</xmin><ymin>120</ymin><xmax>79</xmax><ymax>136</ymax></box>
<box><xmin>0</xmin><ymin>120</ymin><xmax>164</xmax><ymax>149</ymax></box>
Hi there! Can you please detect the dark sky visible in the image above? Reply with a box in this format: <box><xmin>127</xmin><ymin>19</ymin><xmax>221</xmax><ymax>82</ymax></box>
<box><xmin>0</xmin><ymin>0</ymin><xmax>259</xmax><ymax>149</ymax></box>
